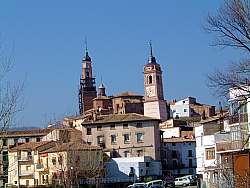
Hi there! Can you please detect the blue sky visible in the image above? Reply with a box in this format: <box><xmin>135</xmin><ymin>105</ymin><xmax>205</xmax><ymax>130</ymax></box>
<box><xmin>0</xmin><ymin>1</ymin><xmax>243</xmax><ymax>127</ymax></box>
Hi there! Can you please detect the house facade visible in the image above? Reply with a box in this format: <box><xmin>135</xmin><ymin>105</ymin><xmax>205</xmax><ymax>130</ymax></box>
<box><xmin>163</xmin><ymin>138</ymin><xmax>196</xmax><ymax>177</ymax></box>
<box><xmin>81</xmin><ymin>113</ymin><xmax>161</xmax><ymax>161</ymax></box>
<box><xmin>8</xmin><ymin>141</ymin><xmax>102</xmax><ymax>187</ymax></box>
<box><xmin>169</xmin><ymin>97</ymin><xmax>215</xmax><ymax>119</ymax></box>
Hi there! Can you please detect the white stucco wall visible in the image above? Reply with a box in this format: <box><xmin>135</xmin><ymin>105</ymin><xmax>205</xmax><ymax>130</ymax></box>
<box><xmin>105</xmin><ymin>156</ymin><xmax>162</xmax><ymax>182</ymax></box>
<box><xmin>162</xmin><ymin>127</ymin><xmax>180</xmax><ymax>139</ymax></box>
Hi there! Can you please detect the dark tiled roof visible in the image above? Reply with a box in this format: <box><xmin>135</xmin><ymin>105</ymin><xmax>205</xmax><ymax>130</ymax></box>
<box><xmin>0</xmin><ymin>128</ymin><xmax>54</xmax><ymax>138</ymax></box>
<box><xmin>41</xmin><ymin>142</ymin><xmax>101</xmax><ymax>153</ymax></box>
<box><xmin>82</xmin><ymin>113</ymin><xmax>159</xmax><ymax>125</ymax></box>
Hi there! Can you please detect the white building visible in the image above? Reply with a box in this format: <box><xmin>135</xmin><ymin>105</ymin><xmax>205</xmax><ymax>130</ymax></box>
<box><xmin>195</xmin><ymin>116</ymin><xmax>221</xmax><ymax>187</ymax></box>
<box><xmin>105</xmin><ymin>156</ymin><xmax>162</xmax><ymax>182</ymax></box>
<box><xmin>169</xmin><ymin>97</ymin><xmax>215</xmax><ymax>119</ymax></box>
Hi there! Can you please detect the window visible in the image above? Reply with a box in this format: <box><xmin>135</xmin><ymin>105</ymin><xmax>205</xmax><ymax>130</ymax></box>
<box><xmin>2</xmin><ymin>139</ymin><xmax>7</xmax><ymax>146</ymax></box>
<box><xmin>87</xmin><ymin>128</ymin><xmax>92</xmax><ymax>135</ymax></box>
<box><xmin>2</xmin><ymin>151</ymin><xmax>8</xmax><ymax>161</ymax></box>
<box><xmin>26</xmin><ymin>180</ymin><xmax>29</xmax><ymax>186</ymax></box>
<box><xmin>188</xmin><ymin>150</ymin><xmax>192</xmax><ymax>157</ymax></box>
<box><xmin>36</xmin><ymin>137</ymin><xmax>41</xmax><ymax>142</ymax></box>
<box><xmin>136</xmin><ymin>122</ymin><xmax>143</xmax><ymax>128</ymax></box>
<box><xmin>173</xmin><ymin>160</ymin><xmax>177</xmax><ymax>168</ymax></box>
<box><xmin>136</xmin><ymin>133</ymin><xmax>144</xmax><ymax>143</ymax></box>
<box><xmin>172</xmin><ymin>150</ymin><xmax>177</xmax><ymax>158</ymax></box>
<box><xmin>124</xmin><ymin>151</ymin><xmax>130</xmax><ymax>158</ymax></box>
<box><xmin>124</xmin><ymin>134</ymin><xmax>130</xmax><ymax>144</ymax></box>
<box><xmin>97</xmin><ymin>126</ymin><xmax>102</xmax><ymax>131</ymax></box>
<box><xmin>172</xmin><ymin>143</ymin><xmax>176</xmax><ymax>146</ymax></box>
<box><xmin>58</xmin><ymin>155</ymin><xmax>63</xmax><ymax>165</ymax></box>
<box><xmin>123</xmin><ymin>123</ymin><xmax>128</xmax><ymax>129</ymax></box>
<box><xmin>148</xmin><ymin>75</ymin><xmax>152</xmax><ymax>84</ymax></box>
<box><xmin>205</xmin><ymin>147</ymin><xmax>215</xmax><ymax>160</ymax></box>
<box><xmin>97</xmin><ymin>136</ymin><xmax>104</xmax><ymax>145</ymax></box>
<box><xmin>26</xmin><ymin>165</ymin><xmax>31</xmax><ymax>171</ymax></box>
<box><xmin>111</xmin><ymin>135</ymin><xmax>116</xmax><ymax>144</ymax></box>
<box><xmin>27</xmin><ymin>151</ymin><xmax>32</xmax><ymax>160</ymax></box>
<box><xmin>184</xmin><ymin>109</ymin><xmax>187</xmax><ymax>112</ymax></box>
<box><xmin>25</xmin><ymin>138</ymin><xmax>30</xmax><ymax>143</ymax></box>
<box><xmin>146</xmin><ymin>162</ymin><xmax>150</xmax><ymax>167</ymax></box>
<box><xmin>189</xmin><ymin>159</ymin><xmax>193</xmax><ymax>167</ymax></box>
<box><xmin>14</xmin><ymin>138</ymin><xmax>18</xmax><ymax>146</ymax></box>
<box><xmin>137</xmin><ymin>150</ymin><xmax>143</xmax><ymax>157</ymax></box>
<box><xmin>110</xmin><ymin>124</ymin><xmax>115</xmax><ymax>130</ymax></box>
<box><xmin>52</xmin><ymin>157</ymin><xmax>56</xmax><ymax>165</ymax></box>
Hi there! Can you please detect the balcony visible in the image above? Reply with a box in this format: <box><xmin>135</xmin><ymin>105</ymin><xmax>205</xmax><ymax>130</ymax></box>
<box><xmin>16</xmin><ymin>155</ymin><xmax>33</xmax><ymax>164</ymax></box>
<box><xmin>216</xmin><ymin>140</ymin><xmax>243</xmax><ymax>152</ymax></box>
<box><xmin>19</xmin><ymin>172</ymin><xmax>34</xmax><ymax>179</ymax></box>
<box><xmin>229</xmin><ymin>113</ymin><xmax>248</xmax><ymax>124</ymax></box>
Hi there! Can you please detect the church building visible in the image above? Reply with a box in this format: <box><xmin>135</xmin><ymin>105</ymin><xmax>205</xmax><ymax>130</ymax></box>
<box><xmin>78</xmin><ymin>43</ymin><xmax>168</xmax><ymax>121</ymax></box>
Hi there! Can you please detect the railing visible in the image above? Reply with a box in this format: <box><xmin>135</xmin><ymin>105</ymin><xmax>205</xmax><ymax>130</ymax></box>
<box><xmin>16</xmin><ymin>155</ymin><xmax>33</xmax><ymax>162</ymax></box>
<box><xmin>229</xmin><ymin>113</ymin><xmax>248</xmax><ymax>124</ymax></box>
<box><xmin>19</xmin><ymin>172</ymin><xmax>34</xmax><ymax>177</ymax></box>
<box><xmin>216</xmin><ymin>140</ymin><xmax>243</xmax><ymax>152</ymax></box>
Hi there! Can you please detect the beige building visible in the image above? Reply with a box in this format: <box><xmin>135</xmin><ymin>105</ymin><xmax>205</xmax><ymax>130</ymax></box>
<box><xmin>8</xmin><ymin>141</ymin><xmax>102</xmax><ymax>187</ymax></box>
<box><xmin>80</xmin><ymin>113</ymin><xmax>161</xmax><ymax>160</ymax></box>
<box><xmin>8</xmin><ymin>141</ymin><xmax>56</xmax><ymax>187</ymax></box>
<box><xmin>0</xmin><ymin>128</ymin><xmax>53</xmax><ymax>187</ymax></box>
<box><xmin>0</xmin><ymin>127</ymin><xmax>82</xmax><ymax>187</ymax></box>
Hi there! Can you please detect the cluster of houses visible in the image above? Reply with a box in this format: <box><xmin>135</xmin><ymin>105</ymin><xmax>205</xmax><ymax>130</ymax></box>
<box><xmin>0</xmin><ymin>45</ymin><xmax>249</xmax><ymax>187</ymax></box>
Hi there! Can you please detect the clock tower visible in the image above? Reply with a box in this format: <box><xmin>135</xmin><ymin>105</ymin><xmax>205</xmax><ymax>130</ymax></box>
<box><xmin>79</xmin><ymin>46</ymin><xmax>97</xmax><ymax>115</ymax></box>
<box><xmin>143</xmin><ymin>42</ymin><xmax>167</xmax><ymax>120</ymax></box>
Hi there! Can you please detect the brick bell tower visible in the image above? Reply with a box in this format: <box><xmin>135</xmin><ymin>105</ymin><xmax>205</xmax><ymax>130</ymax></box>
<box><xmin>79</xmin><ymin>45</ymin><xmax>97</xmax><ymax>115</ymax></box>
<box><xmin>143</xmin><ymin>42</ymin><xmax>167</xmax><ymax>120</ymax></box>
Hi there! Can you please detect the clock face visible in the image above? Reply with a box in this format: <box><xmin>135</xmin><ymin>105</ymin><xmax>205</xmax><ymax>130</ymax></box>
<box><xmin>146</xmin><ymin>86</ymin><xmax>156</xmax><ymax>97</ymax></box>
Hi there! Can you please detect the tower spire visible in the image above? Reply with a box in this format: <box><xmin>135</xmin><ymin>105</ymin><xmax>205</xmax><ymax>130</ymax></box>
<box><xmin>83</xmin><ymin>37</ymin><xmax>91</xmax><ymax>61</ymax></box>
<box><xmin>148</xmin><ymin>40</ymin><xmax>156</xmax><ymax>64</ymax></box>
<box><xmin>149</xmin><ymin>40</ymin><xmax>153</xmax><ymax>57</ymax></box>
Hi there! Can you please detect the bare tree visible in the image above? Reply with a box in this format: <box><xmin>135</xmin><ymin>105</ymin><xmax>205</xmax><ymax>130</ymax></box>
<box><xmin>0</xmin><ymin>39</ymin><xmax>23</xmax><ymax>132</ymax></box>
<box><xmin>206</xmin><ymin>0</ymin><xmax>250</xmax><ymax>99</ymax></box>
<box><xmin>206</xmin><ymin>0</ymin><xmax>250</xmax><ymax>52</ymax></box>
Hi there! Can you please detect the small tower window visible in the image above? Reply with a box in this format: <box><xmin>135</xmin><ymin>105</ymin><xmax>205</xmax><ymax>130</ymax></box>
<box><xmin>148</xmin><ymin>75</ymin><xmax>153</xmax><ymax>84</ymax></box>
<box><xmin>86</xmin><ymin>71</ymin><xmax>89</xmax><ymax>78</ymax></box>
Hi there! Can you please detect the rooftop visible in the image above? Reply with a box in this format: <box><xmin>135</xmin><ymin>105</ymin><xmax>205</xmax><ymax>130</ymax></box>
<box><xmin>0</xmin><ymin>128</ymin><xmax>54</xmax><ymax>138</ymax></box>
<box><xmin>9</xmin><ymin>141</ymin><xmax>53</xmax><ymax>152</ymax></box>
<box><xmin>41</xmin><ymin>142</ymin><xmax>101</xmax><ymax>153</ymax></box>
<box><xmin>113</xmin><ymin>91</ymin><xmax>143</xmax><ymax>98</ymax></box>
<box><xmin>164</xmin><ymin>137</ymin><xmax>195</xmax><ymax>143</ymax></box>
<box><xmin>82</xmin><ymin>113</ymin><xmax>160</xmax><ymax>125</ymax></box>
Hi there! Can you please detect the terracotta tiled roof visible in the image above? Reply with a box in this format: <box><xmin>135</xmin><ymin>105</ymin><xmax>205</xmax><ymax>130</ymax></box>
<box><xmin>82</xmin><ymin>113</ymin><xmax>159</xmax><ymax>125</ymax></box>
<box><xmin>40</xmin><ymin>142</ymin><xmax>101</xmax><ymax>153</ymax></box>
<box><xmin>0</xmin><ymin>128</ymin><xmax>54</xmax><ymax>138</ymax></box>
<box><xmin>9</xmin><ymin>141</ymin><xmax>53</xmax><ymax>152</ymax></box>
<box><xmin>113</xmin><ymin>91</ymin><xmax>143</xmax><ymax>98</ymax></box>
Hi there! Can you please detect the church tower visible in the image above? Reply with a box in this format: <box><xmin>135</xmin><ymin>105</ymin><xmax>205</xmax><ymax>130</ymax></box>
<box><xmin>79</xmin><ymin>46</ymin><xmax>97</xmax><ymax>115</ymax></box>
<box><xmin>143</xmin><ymin>42</ymin><xmax>167</xmax><ymax>120</ymax></box>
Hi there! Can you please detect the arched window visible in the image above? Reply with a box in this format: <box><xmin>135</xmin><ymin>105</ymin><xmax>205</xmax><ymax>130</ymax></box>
<box><xmin>148</xmin><ymin>75</ymin><xmax>153</xmax><ymax>84</ymax></box>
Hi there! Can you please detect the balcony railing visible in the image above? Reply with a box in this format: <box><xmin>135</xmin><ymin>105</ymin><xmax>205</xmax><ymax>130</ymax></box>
<box><xmin>216</xmin><ymin>140</ymin><xmax>243</xmax><ymax>152</ymax></box>
<box><xmin>18</xmin><ymin>155</ymin><xmax>33</xmax><ymax>161</ymax></box>
<box><xmin>229</xmin><ymin>113</ymin><xmax>248</xmax><ymax>124</ymax></box>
